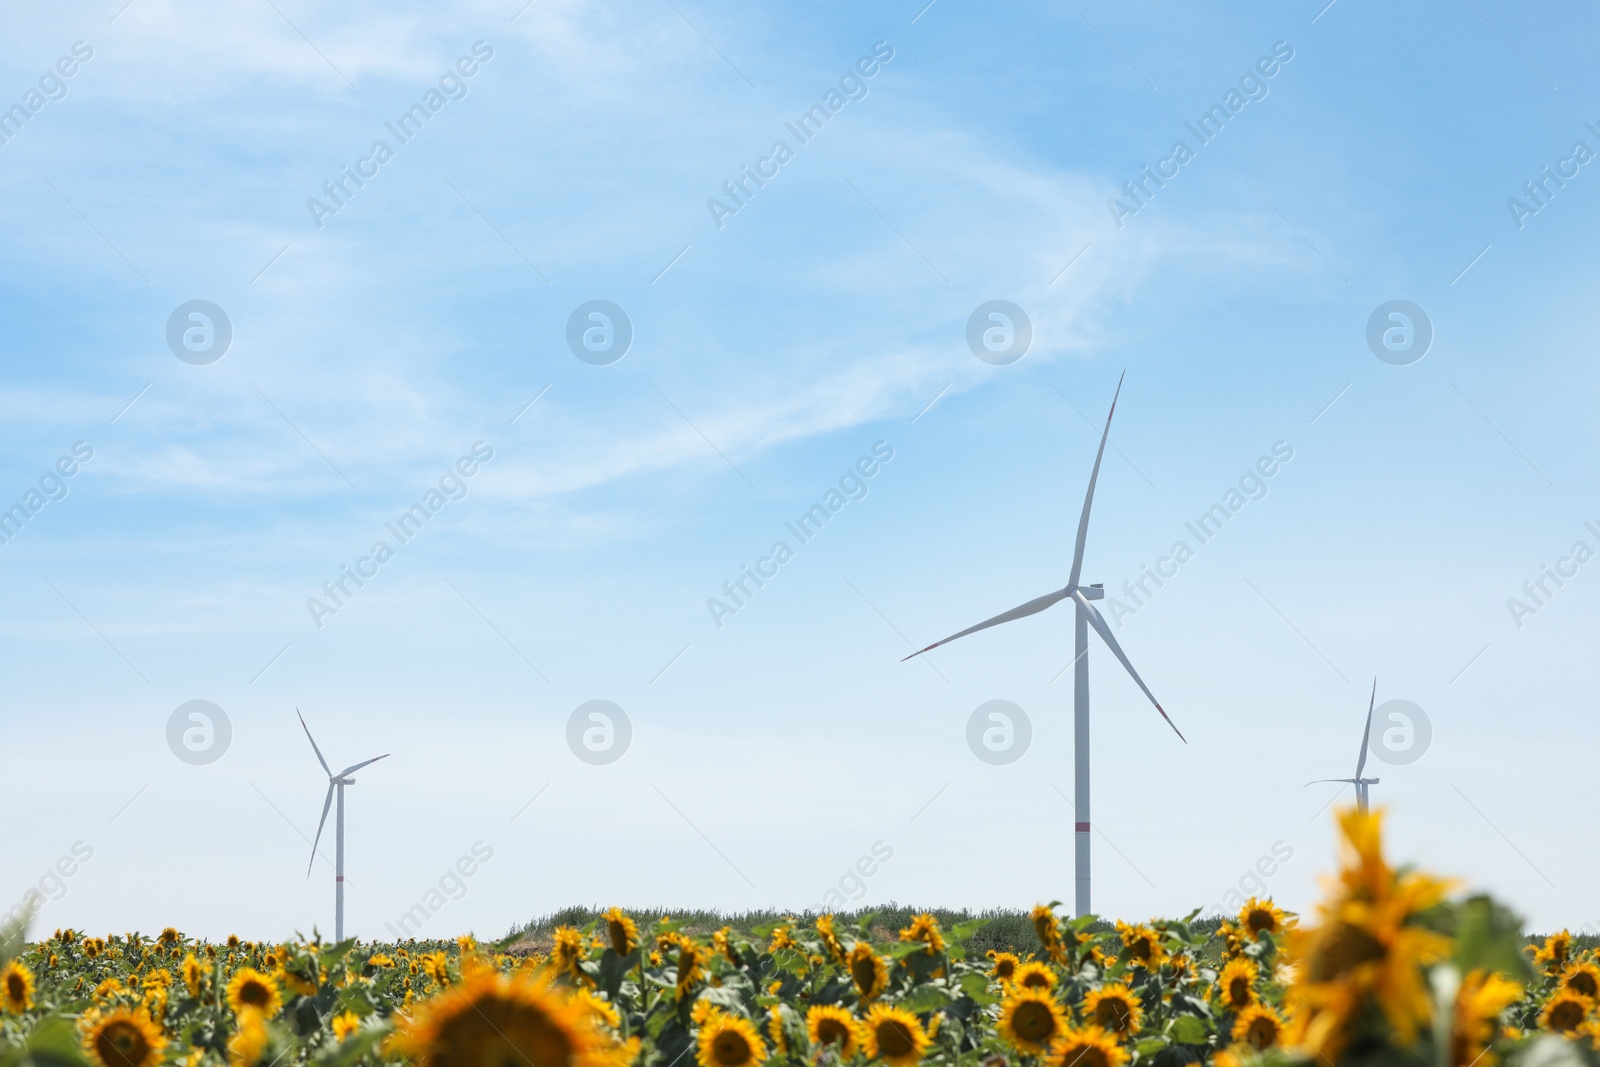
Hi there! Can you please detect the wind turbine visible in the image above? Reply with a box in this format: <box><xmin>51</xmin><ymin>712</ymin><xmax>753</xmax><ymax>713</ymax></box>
<box><xmin>1306</xmin><ymin>679</ymin><xmax>1380</xmax><ymax>814</ymax></box>
<box><xmin>298</xmin><ymin>709</ymin><xmax>388</xmax><ymax>942</ymax></box>
<box><xmin>903</xmin><ymin>373</ymin><xmax>1184</xmax><ymax>918</ymax></box>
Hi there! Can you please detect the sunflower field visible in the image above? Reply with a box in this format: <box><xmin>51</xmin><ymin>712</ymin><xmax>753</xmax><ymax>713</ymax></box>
<box><xmin>4</xmin><ymin>808</ymin><xmax>1600</xmax><ymax>1067</ymax></box>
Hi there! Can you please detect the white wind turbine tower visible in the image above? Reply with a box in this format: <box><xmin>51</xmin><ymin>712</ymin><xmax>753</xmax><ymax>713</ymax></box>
<box><xmin>903</xmin><ymin>373</ymin><xmax>1184</xmax><ymax>918</ymax></box>
<box><xmin>298</xmin><ymin>710</ymin><xmax>388</xmax><ymax>941</ymax></box>
<box><xmin>1306</xmin><ymin>679</ymin><xmax>1380</xmax><ymax>815</ymax></box>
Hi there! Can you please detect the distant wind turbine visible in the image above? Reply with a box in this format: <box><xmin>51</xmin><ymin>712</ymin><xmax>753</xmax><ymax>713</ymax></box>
<box><xmin>1306</xmin><ymin>679</ymin><xmax>1380</xmax><ymax>814</ymax></box>
<box><xmin>298</xmin><ymin>709</ymin><xmax>388</xmax><ymax>941</ymax></box>
<box><xmin>903</xmin><ymin>373</ymin><xmax>1184</xmax><ymax>917</ymax></box>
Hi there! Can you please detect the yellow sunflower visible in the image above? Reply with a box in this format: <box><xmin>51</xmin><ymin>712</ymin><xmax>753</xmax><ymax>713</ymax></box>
<box><xmin>332</xmin><ymin>1012</ymin><xmax>362</xmax><ymax>1041</ymax></box>
<box><xmin>1561</xmin><ymin>961</ymin><xmax>1600</xmax><ymax>1001</ymax></box>
<box><xmin>392</xmin><ymin>966</ymin><xmax>628</xmax><ymax>1067</ymax></box>
<box><xmin>1232</xmin><ymin>1004</ymin><xmax>1283</xmax><ymax>1051</ymax></box>
<box><xmin>96</xmin><ymin>978</ymin><xmax>127</xmax><ymax>999</ymax></box>
<box><xmin>278</xmin><ymin>963</ymin><xmax>317</xmax><ymax>998</ymax></box>
<box><xmin>572</xmin><ymin>989</ymin><xmax>620</xmax><ymax>1030</ymax></box>
<box><xmin>1218</xmin><ymin>958</ymin><xmax>1259</xmax><ymax>1011</ymax></box>
<box><xmin>1014</xmin><ymin>961</ymin><xmax>1058</xmax><ymax>992</ymax></box>
<box><xmin>696</xmin><ymin>1012</ymin><xmax>767</xmax><ymax>1067</ymax></box>
<box><xmin>989</xmin><ymin>951</ymin><xmax>1022</xmax><ymax>984</ymax></box>
<box><xmin>1238</xmin><ymin>898</ymin><xmax>1288</xmax><ymax>939</ymax></box>
<box><xmin>552</xmin><ymin>926</ymin><xmax>587</xmax><ymax>978</ymax></box>
<box><xmin>861</xmin><ymin>1005</ymin><xmax>930</xmax><ymax>1067</ymax></box>
<box><xmin>81</xmin><ymin>1009</ymin><xmax>167</xmax><ymax>1067</ymax></box>
<box><xmin>1032</xmin><ymin>904</ymin><xmax>1067</xmax><ymax>964</ymax></box>
<box><xmin>767</xmin><ymin>925</ymin><xmax>796</xmax><ymax>954</ymax></box>
<box><xmin>225</xmin><ymin>968</ymin><xmax>282</xmax><ymax>1018</ymax></box>
<box><xmin>228</xmin><ymin>1009</ymin><xmax>268</xmax><ymax>1067</ymax></box>
<box><xmin>1115</xmin><ymin>923</ymin><xmax>1165</xmax><ymax>972</ymax></box>
<box><xmin>815</xmin><ymin>915</ymin><xmax>847</xmax><ymax>964</ymax></box>
<box><xmin>601</xmin><ymin>908</ymin><xmax>638</xmax><ymax>956</ymax></box>
<box><xmin>898</xmin><ymin>914</ymin><xmax>945</xmax><ymax>955</ymax></box>
<box><xmin>805</xmin><ymin>1005</ymin><xmax>860</xmax><ymax>1057</ymax></box>
<box><xmin>676</xmin><ymin>940</ymin><xmax>712</xmax><ymax>1000</ymax></box>
<box><xmin>999</xmin><ymin>987</ymin><xmax>1070</xmax><ymax>1055</ymax></box>
<box><xmin>1048</xmin><ymin>1025</ymin><xmax>1128</xmax><ymax>1067</ymax></box>
<box><xmin>766</xmin><ymin>1007</ymin><xmax>788</xmax><ymax>1055</ymax></box>
<box><xmin>848</xmin><ymin>942</ymin><xmax>889</xmax><ymax>1001</ymax></box>
<box><xmin>1540</xmin><ymin>991</ymin><xmax>1590</xmax><ymax>1034</ymax></box>
<box><xmin>1452</xmin><ymin>969</ymin><xmax>1522</xmax><ymax>1067</ymax></box>
<box><xmin>1532</xmin><ymin>931</ymin><xmax>1573</xmax><ymax>974</ymax></box>
<box><xmin>1285</xmin><ymin>807</ymin><xmax>1453</xmax><ymax>1062</ymax></box>
<box><xmin>181</xmin><ymin>954</ymin><xmax>203</xmax><ymax>998</ymax></box>
<box><xmin>2</xmin><ymin>960</ymin><xmax>34</xmax><ymax>1013</ymax></box>
<box><xmin>1082</xmin><ymin>984</ymin><xmax>1142</xmax><ymax>1035</ymax></box>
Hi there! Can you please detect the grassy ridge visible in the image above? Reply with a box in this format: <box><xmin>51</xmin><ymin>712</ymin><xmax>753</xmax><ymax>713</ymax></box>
<box><xmin>503</xmin><ymin>905</ymin><xmax>1226</xmax><ymax>957</ymax></box>
<box><xmin>502</xmin><ymin>905</ymin><xmax>1583</xmax><ymax>957</ymax></box>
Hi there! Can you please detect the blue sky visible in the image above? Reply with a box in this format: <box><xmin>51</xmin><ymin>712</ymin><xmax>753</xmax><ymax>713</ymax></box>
<box><xmin>4</xmin><ymin>0</ymin><xmax>1600</xmax><ymax>940</ymax></box>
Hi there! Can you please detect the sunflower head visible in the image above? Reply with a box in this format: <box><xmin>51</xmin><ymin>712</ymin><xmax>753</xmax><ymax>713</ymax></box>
<box><xmin>225</xmin><ymin>968</ymin><xmax>282</xmax><ymax>1018</ymax></box>
<box><xmin>1285</xmin><ymin>807</ymin><xmax>1457</xmax><ymax>1062</ymax></box>
<box><xmin>1232</xmin><ymin>1005</ymin><xmax>1283</xmax><ymax>1051</ymax></box>
<box><xmin>1452</xmin><ymin>969</ymin><xmax>1522</xmax><ymax>1067</ymax></box>
<box><xmin>601</xmin><ymin>908</ymin><xmax>638</xmax><ymax>956</ymax></box>
<box><xmin>392</xmin><ymin>966</ymin><xmax>629</xmax><ymax>1067</ymax></box>
<box><xmin>999</xmin><ymin>987</ymin><xmax>1070</xmax><ymax>1055</ymax></box>
<box><xmin>81</xmin><ymin>1009</ymin><xmax>167</xmax><ymax>1067</ymax></box>
<box><xmin>805</xmin><ymin>1005</ymin><xmax>859</xmax><ymax>1057</ymax></box>
<box><xmin>1238</xmin><ymin>898</ymin><xmax>1288</xmax><ymax>939</ymax></box>
<box><xmin>1541</xmin><ymin>991</ymin><xmax>1590</xmax><ymax>1034</ymax></box>
<box><xmin>551</xmin><ymin>926</ymin><xmax>587</xmax><ymax>978</ymax></box>
<box><xmin>815</xmin><ymin>915</ymin><xmax>846</xmax><ymax>964</ymax></box>
<box><xmin>1015</xmin><ymin>961</ymin><xmax>1058</xmax><ymax>992</ymax></box>
<box><xmin>1082</xmin><ymin>984</ymin><xmax>1142</xmax><ymax>1035</ymax></box>
<box><xmin>1</xmin><ymin>961</ymin><xmax>34</xmax><ymax>1014</ymax></box>
<box><xmin>675</xmin><ymin>940</ymin><xmax>711</xmax><ymax>999</ymax></box>
<box><xmin>1562</xmin><ymin>961</ymin><xmax>1600</xmax><ymax>1000</ymax></box>
<box><xmin>331</xmin><ymin>1011</ymin><xmax>361</xmax><ymax>1041</ymax></box>
<box><xmin>848</xmin><ymin>942</ymin><xmax>889</xmax><ymax>1001</ymax></box>
<box><xmin>989</xmin><ymin>951</ymin><xmax>1022</xmax><ymax>984</ymax></box>
<box><xmin>766</xmin><ymin>924</ymin><xmax>797</xmax><ymax>954</ymax></box>
<box><xmin>1533</xmin><ymin>931</ymin><xmax>1573</xmax><ymax>973</ymax></box>
<box><xmin>228</xmin><ymin>1009</ymin><xmax>269</xmax><ymax>1067</ymax></box>
<box><xmin>712</xmin><ymin>928</ymin><xmax>741</xmax><ymax>967</ymax></box>
<box><xmin>158</xmin><ymin>928</ymin><xmax>180</xmax><ymax>946</ymax></box>
<box><xmin>1115</xmin><ymin>922</ymin><xmax>1165</xmax><ymax>971</ymax></box>
<box><xmin>1218</xmin><ymin>958</ymin><xmax>1259</xmax><ymax>1010</ymax></box>
<box><xmin>696</xmin><ymin>1011</ymin><xmax>767</xmax><ymax>1067</ymax></box>
<box><xmin>1031</xmin><ymin>905</ymin><xmax>1066</xmax><ymax>962</ymax></box>
<box><xmin>861</xmin><ymin>1004</ymin><xmax>930</xmax><ymax>1067</ymax></box>
<box><xmin>1047</xmin><ymin>1024</ymin><xmax>1128</xmax><ymax>1067</ymax></box>
<box><xmin>898</xmin><ymin>914</ymin><xmax>945</xmax><ymax>956</ymax></box>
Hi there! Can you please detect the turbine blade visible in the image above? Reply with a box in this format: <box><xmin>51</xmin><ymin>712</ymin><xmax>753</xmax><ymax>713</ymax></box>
<box><xmin>1066</xmin><ymin>371</ymin><xmax>1125</xmax><ymax>591</ymax></box>
<box><xmin>901</xmin><ymin>588</ymin><xmax>1071</xmax><ymax>661</ymax></box>
<box><xmin>307</xmin><ymin>781</ymin><xmax>334</xmax><ymax>877</ymax></box>
<box><xmin>297</xmin><ymin>708</ymin><xmax>332</xmax><ymax>776</ymax></box>
<box><xmin>1071</xmin><ymin>588</ymin><xmax>1185</xmax><ymax>743</ymax></box>
<box><xmin>1354</xmin><ymin>677</ymin><xmax>1376</xmax><ymax>779</ymax></box>
<box><xmin>1305</xmin><ymin>778</ymin><xmax>1359</xmax><ymax>786</ymax></box>
<box><xmin>336</xmin><ymin>754</ymin><xmax>390</xmax><ymax>778</ymax></box>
